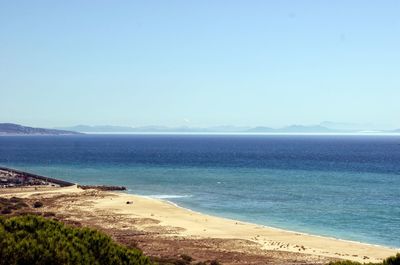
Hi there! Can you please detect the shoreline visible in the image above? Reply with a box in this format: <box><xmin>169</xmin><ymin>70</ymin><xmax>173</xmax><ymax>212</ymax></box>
<box><xmin>140</xmin><ymin>194</ymin><xmax>398</xmax><ymax>251</ymax></box>
<box><xmin>119</xmin><ymin>192</ymin><xmax>398</xmax><ymax>261</ymax></box>
<box><xmin>1</xmin><ymin>185</ymin><xmax>398</xmax><ymax>263</ymax></box>
<box><xmin>1</xmin><ymin>166</ymin><xmax>399</xmax><ymax>264</ymax></box>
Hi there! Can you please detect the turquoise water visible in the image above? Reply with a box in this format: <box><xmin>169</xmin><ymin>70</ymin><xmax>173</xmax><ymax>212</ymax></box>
<box><xmin>0</xmin><ymin>135</ymin><xmax>399</xmax><ymax>247</ymax></box>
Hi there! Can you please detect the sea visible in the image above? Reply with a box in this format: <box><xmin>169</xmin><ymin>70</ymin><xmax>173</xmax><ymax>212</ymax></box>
<box><xmin>0</xmin><ymin>134</ymin><xmax>399</xmax><ymax>248</ymax></box>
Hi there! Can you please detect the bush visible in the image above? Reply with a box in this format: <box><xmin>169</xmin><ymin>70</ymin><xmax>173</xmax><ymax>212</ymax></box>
<box><xmin>180</xmin><ymin>254</ymin><xmax>193</xmax><ymax>263</ymax></box>
<box><xmin>9</xmin><ymin>197</ymin><xmax>22</xmax><ymax>203</ymax></box>
<box><xmin>383</xmin><ymin>253</ymin><xmax>400</xmax><ymax>265</ymax></box>
<box><xmin>15</xmin><ymin>201</ymin><xmax>29</xmax><ymax>209</ymax></box>
<box><xmin>42</xmin><ymin>212</ymin><xmax>56</xmax><ymax>217</ymax></box>
<box><xmin>0</xmin><ymin>215</ymin><xmax>153</xmax><ymax>265</ymax></box>
<box><xmin>0</xmin><ymin>207</ymin><xmax>12</xmax><ymax>214</ymax></box>
<box><xmin>0</xmin><ymin>197</ymin><xmax>29</xmax><ymax>215</ymax></box>
<box><xmin>33</xmin><ymin>201</ymin><xmax>43</xmax><ymax>208</ymax></box>
<box><xmin>328</xmin><ymin>253</ymin><xmax>400</xmax><ymax>265</ymax></box>
<box><xmin>328</xmin><ymin>261</ymin><xmax>363</xmax><ymax>265</ymax></box>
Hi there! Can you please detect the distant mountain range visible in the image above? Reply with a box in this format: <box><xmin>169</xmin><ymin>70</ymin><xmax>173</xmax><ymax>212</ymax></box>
<box><xmin>2</xmin><ymin>123</ymin><xmax>398</xmax><ymax>135</ymax></box>
<box><xmin>56</xmin><ymin>123</ymin><xmax>400</xmax><ymax>134</ymax></box>
<box><xmin>247</xmin><ymin>125</ymin><xmax>334</xmax><ymax>133</ymax></box>
<box><xmin>56</xmin><ymin>125</ymin><xmax>252</xmax><ymax>133</ymax></box>
<box><xmin>0</xmin><ymin>123</ymin><xmax>81</xmax><ymax>136</ymax></box>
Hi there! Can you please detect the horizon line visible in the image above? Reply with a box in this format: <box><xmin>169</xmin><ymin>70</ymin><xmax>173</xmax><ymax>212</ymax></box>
<box><xmin>76</xmin><ymin>132</ymin><xmax>400</xmax><ymax>136</ymax></box>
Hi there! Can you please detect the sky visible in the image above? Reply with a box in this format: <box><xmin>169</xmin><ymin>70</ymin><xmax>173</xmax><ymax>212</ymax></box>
<box><xmin>0</xmin><ymin>1</ymin><xmax>399</xmax><ymax>129</ymax></box>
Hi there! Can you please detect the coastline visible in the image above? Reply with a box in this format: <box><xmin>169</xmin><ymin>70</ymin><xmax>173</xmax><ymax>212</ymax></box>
<box><xmin>107</xmin><ymin>191</ymin><xmax>398</xmax><ymax>263</ymax></box>
<box><xmin>143</xmin><ymin>194</ymin><xmax>397</xmax><ymax>250</ymax></box>
<box><xmin>2</xmin><ymin>185</ymin><xmax>397</xmax><ymax>264</ymax></box>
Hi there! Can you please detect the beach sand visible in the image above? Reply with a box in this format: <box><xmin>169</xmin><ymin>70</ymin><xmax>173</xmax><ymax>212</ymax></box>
<box><xmin>1</xmin><ymin>185</ymin><xmax>398</xmax><ymax>264</ymax></box>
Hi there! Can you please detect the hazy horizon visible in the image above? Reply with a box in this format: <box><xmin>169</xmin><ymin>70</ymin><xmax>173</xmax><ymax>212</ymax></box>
<box><xmin>57</xmin><ymin>122</ymin><xmax>398</xmax><ymax>131</ymax></box>
<box><xmin>1</xmin><ymin>1</ymin><xmax>399</xmax><ymax>129</ymax></box>
<box><xmin>1</xmin><ymin>121</ymin><xmax>399</xmax><ymax>132</ymax></box>
<box><xmin>2</xmin><ymin>121</ymin><xmax>398</xmax><ymax>133</ymax></box>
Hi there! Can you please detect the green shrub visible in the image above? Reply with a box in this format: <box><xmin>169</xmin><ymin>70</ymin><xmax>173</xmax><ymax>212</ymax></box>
<box><xmin>0</xmin><ymin>197</ymin><xmax>29</xmax><ymax>215</ymax></box>
<box><xmin>328</xmin><ymin>253</ymin><xmax>400</xmax><ymax>265</ymax></box>
<box><xmin>328</xmin><ymin>261</ymin><xmax>363</xmax><ymax>265</ymax></box>
<box><xmin>0</xmin><ymin>215</ymin><xmax>153</xmax><ymax>265</ymax></box>
<box><xmin>383</xmin><ymin>253</ymin><xmax>400</xmax><ymax>265</ymax></box>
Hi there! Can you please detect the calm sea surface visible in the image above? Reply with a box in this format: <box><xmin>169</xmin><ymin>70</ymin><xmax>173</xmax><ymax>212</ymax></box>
<box><xmin>0</xmin><ymin>135</ymin><xmax>399</xmax><ymax>247</ymax></box>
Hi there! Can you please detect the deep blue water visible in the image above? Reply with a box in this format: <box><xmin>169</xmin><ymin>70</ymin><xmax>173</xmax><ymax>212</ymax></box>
<box><xmin>0</xmin><ymin>135</ymin><xmax>399</xmax><ymax>247</ymax></box>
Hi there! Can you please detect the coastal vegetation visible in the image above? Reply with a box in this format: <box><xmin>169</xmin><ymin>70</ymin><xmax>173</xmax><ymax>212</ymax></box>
<box><xmin>328</xmin><ymin>253</ymin><xmax>400</xmax><ymax>265</ymax></box>
<box><xmin>0</xmin><ymin>211</ymin><xmax>222</xmax><ymax>265</ymax></box>
<box><xmin>0</xmin><ymin>192</ymin><xmax>396</xmax><ymax>265</ymax></box>
<box><xmin>0</xmin><ymin>197</ymin><xmax>28</xmax><ymax>214</ymax></box>
<box><xmin>2</xmin><ymin>209</ymin><xmax>398</xmax><ymax>265</ymax></box>
<box><xmin>0</xmin><ymin>215</ymin><xmax>153</xmax><ymax>265</ymax></box>
<box><xmin>77</xmin><ymin>184</ymin><xmax>127</xmax><ymax>191</ymax></box>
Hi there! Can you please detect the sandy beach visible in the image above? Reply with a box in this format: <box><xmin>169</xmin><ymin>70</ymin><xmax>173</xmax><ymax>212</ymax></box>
<box><xmin>1</xmin><ymin>185</ymin><xmax>398</xmax><ymax>264</ymax></box>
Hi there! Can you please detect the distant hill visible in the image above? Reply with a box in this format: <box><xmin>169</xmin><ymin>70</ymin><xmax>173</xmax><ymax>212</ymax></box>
<box><xmin>247</xmin><ymin>125</ymin><xmax>335</xmax><ymax>133</ymax></box>
<box><xmin>319</xmin><ymin>121</ymin><xmax>392</xmax><ymax>132</ymax></box>
<box><xmin>57</xmin><ymin>125</ymin><xmax>193</xmax><ymax>133</ymax></box>
<box><xmin>57</xmin><ymin>125</ymin><xmax>138</xmax><ymax>133</ymax></box>
<box><xmin>0</xmin><ymin>123</ymin><xmax>81</xmax><ymax>135</ymax></box>
<box><xmin>56</xmin><ymin>125</ymin><xmax>251</xmax><ymax>133</ymax></box>
<box><xmin>59</xmin><ymin>124</ymin><xmax>339</xmax><ymax>133</ymax></box>
<box><xmin>246</xmin><ymin>126</ymin><xmax>275</xmax><ymax>132</ymax></box>
<box><xmin>56</xmin><ymin>124</ymin><xmax>400</xmax><ymax>134</ymax></box>
<box><xmin>279</xmin><ymin>125</ymin><xmax>335</xmax><ymax>133</ymax></box>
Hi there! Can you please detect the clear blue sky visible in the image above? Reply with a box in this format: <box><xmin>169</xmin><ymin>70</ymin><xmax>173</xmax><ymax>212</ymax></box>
<box><xmin>1</xmin><ymin>1</ymin><xmax>399</xmax><ymax>128</ymax></box>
